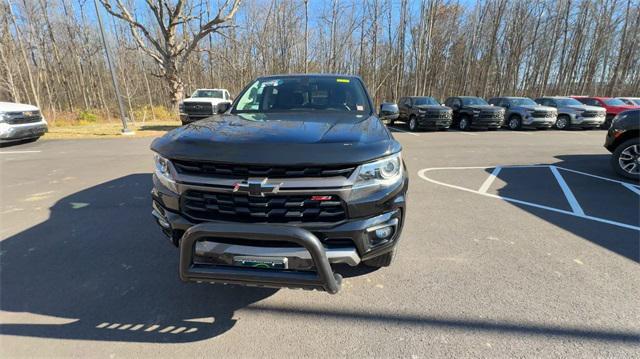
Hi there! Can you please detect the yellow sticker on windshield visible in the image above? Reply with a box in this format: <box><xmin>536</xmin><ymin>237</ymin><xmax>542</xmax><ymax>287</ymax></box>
<box><xmin>336</xmin><ymin>78</ymin><xmax>350</xmax><ymax>83</ymax></box>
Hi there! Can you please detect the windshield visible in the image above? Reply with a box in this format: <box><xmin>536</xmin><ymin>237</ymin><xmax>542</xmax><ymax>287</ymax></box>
<box><xmin>603</xmin><ymin>98</ymin><xmax>626</xmax><ymax>106</ymax></box>
<box><xmin>555</xmin><ymin>98</ymin><xmax>583</xmax><ymax>106</ymax></box>
<box><xmin>508</xmin><ymin>98</ymin><xmax>537</xmax><ymax>106</ymax></box>
<box><xmin>413</xmin><ymin>97</ymin><xmax>439</xmax><ymax>106</ymax></box>
<box><xmin>192</xmin><ymin>90</ymin><xmax>224</xmax><ymax>99</ymax></box>
<box><xmin>461</xmin><ymin>97</ymin><xmax>488</xmax><ymax>106</ymax></box>
<box><xmin>233</xmin><ymin>76</ymin><xmax>371</xmax><ymax>114</ymax></box>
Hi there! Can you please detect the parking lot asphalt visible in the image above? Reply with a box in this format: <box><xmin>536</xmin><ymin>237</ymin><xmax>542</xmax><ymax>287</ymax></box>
<box><xmin>1</xmin><ymin>128</ymin><xmax>639</xmax><ymax>358</ymax></box>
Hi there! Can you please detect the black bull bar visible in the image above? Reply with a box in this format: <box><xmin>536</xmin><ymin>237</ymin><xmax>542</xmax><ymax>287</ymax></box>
<box><xmin>179</xmin><ymin>223</ymin><xmax>343</xmax><ymax>294</ymax></box>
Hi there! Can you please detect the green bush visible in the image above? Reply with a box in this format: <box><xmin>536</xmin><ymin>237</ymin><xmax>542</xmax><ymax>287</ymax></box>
<box><xmin>77</xmin><ymin>110</ymin><xmax>98</xmax><ymax>123</ymax></box>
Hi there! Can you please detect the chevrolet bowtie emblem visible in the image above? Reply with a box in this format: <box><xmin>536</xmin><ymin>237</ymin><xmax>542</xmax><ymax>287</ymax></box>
<box><xmin>233</xmin><ymin>178</ymin><xmax>282</xmax><ymax>197</ymax></box>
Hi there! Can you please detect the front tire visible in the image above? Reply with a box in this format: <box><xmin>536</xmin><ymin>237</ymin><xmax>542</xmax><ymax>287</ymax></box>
<box><xmin>612</xmin><ymin>138</ymin><xmax>640</xmax><ymax>180</ymax></box>
<box><xmin>363</xmin><ymin>249</ymin><xmax>395</xmax><ymax>268</ymax></box>
<box><xmin>555</xmin><ymin>115</ymin><xmax>570</xmax><ymax>130</ymax></box>
<box><xmin>507</xmin><ymin>115</ymin><xmax>522</xmax><ymax>130</ymax></box>
<box><xmin>408</xmin><ymin>116</ymin><xmax>418</xmax><ymax>132</ymax></box>
<box><xmin>458</xmin><ymin>116</ymin><xmax>470</xmax><ymax>131</ymax></box>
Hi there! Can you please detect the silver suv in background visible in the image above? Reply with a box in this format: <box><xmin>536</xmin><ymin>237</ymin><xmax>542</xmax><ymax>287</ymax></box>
<box><xmin>534</xmin><ymin>97</ymin><xmax>605</xmax><ymax>130</ymax></box>
<box><xmin>0</xmin><ymin>102</ymin><xmax>48</xmax><ymax>143</ymax></box>
<box><xmin>488</xmin><ymin>97</ymin><xmax>557</xmax><ymax>130</ymax></box>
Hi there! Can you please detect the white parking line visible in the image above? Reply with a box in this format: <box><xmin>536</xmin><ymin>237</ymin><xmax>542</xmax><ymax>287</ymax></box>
<box><xmin>478</xmin><ymin>166</ymin><xmax>502</xmax><ymax>193</ymax></box>
<box><xmin>622</xmin><ymin>183</ymin><xmax>640</xmax><ymax>196</ymax></box>
<box><xmin>558</xmin><ymin>166</ymin><xmax>640</xmax><ymax>189</ymax></box>
<box><xmin>0</xmin><ymin>150</ymin><xmax>41</xmax><ymax>154</ymax></box>
<box><xmin>550</xmin><ymin>166</ymin><xmax>585</xmax><ymax>215</ymax></box>
<box><xmin>388</xmin><ymin>127</ymin><xmax>419</xmax><ymax>136</ymax></box>
<box><xmin>417</xmin><ymin>166</ymin><xmax>640</xmax><ymax>232</ymax></box>
<box><xmin>449</xmin><ymin>130</ymin><xmax>477</xmax><ymax>136</ymax></box>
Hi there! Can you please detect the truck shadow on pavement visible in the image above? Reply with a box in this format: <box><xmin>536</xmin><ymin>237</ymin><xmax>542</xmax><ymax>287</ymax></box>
<box><xmin>0</xmin><ymin>174</ymin><xmax>278</xmax><ymax>343</ymax></box>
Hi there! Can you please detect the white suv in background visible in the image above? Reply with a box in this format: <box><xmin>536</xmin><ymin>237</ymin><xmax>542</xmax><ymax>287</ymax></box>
<box><xmin>179</xmin><ymin>88</ymin><xmax>232</xmax><ymax>125</ymax></box>
<box><xmin>0</xmin><ymin>102</ymin><xmax>48</xmax><ymax>143</ymax></box>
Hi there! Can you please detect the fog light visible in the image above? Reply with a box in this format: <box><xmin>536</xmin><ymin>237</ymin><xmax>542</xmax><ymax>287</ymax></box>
<box><xmin>157</xmin><ymin>216</ymin><xmax>170</xmax><ymax>229</ymax></box>
<box><xmin>374</xmin><ymin>226</ymin><xmax>393</xmax><ymax>239</ymax></box>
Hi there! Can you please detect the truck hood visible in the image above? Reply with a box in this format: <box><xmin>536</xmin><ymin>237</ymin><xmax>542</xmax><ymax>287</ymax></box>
<box><xmin>151</xmin><ymin>112</ymin><xmax>400</xmax><ymax>166</ymax></box>
<box><xmin>514</xmin><ymin>105</ymin><xmax>555</xmax><ymax>112</ymax></box>
<box><xmin>0</xmin><ymin>101</ymin><xmax>40</xmax><ymax>112</ymax></box>
<box><xmin>607</xmin><ymin>105</ymin><xmax>638</xmax><ymax>113</ymax></box>
<box><xmin>415</xmin><ymin>105</ymin><xmax>451</xmax><ymax>111</ymax></box>
<box><xmin>466</xmin><ymin>105</ymin><xmax>502</xmax><ymax>111</ymax></box>
<box><xmin>563</xmin><ymin>105</ymin><xmax>605</xmax><ymax>113</ymax></box>
<box><xmin>182</xmin><ymin>98</ymin><xmax>228</xmax><ymax>105</ymax></box>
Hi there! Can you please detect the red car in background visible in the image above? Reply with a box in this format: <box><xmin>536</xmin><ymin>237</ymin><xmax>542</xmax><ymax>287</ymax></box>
<box><xmin>572</xmin><ymin>96</ymin><xmax>639</xmax><ymax>129</ymax></box>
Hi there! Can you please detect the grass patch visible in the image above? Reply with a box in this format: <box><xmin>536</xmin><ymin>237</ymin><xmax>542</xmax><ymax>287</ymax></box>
<box><xmin>45</xmin><ymin>120</ymin><xmax>180</xmax><ymax>139</ymax></box>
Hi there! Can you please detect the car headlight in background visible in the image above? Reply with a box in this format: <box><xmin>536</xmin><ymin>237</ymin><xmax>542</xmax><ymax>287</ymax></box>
<box><xmin>154</xmin><ymin>153</ymin><xmax>178</xmax><ymax>193</ymax></box>
<box><xmin>352</xmin><ymin>153</ymin><xmax>403</xmax><ymax>198</ymax></box>
<box><xmin>0</xmin><ymin>112</ymin><xmax>7</xmax><ymax>123</ymax></box>
<box><xmin>472</xmin><ymin>110</ymin><xmax>480</xmax><ymax>116</ymax></box>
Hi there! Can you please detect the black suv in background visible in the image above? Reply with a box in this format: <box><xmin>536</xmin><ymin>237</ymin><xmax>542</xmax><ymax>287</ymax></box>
<box><xmin>395</xmin><ymin>96</ymin><xmax>452</xmax><ymax>131</ymax></box>
<box><xmin>604</xmin><ymin>109</ymin><xmax>639</xmax><ymax>180</ymax></box>
<box><xmin>444</xmin><ymin>96</ymin><xmax>505</xmax><ymax>130</ymax></box>
<box><xmin>151</xmin><ymin>74</ymin><xmax>407</xmax><ymax>294</ymax></box>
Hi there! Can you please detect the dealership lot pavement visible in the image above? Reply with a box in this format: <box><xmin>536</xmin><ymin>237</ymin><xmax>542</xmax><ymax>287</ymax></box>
<box><xmin>1</xmin><ymin>129</ymin><xmax>639</xmax><ymax>357</ymax></box>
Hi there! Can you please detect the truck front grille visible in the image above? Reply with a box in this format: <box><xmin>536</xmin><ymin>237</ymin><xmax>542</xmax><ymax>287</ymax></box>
<box><xmin>478</xmin><ymin>111</ymin><xmax>503</xmax><ymax>120</ymax></box>
<box><xmin>531</xmin><ymin>111</ymin><xmax>555</xmax><ymax>118</ymax></box>
<box><xmin>182</xmin><ymin>190</ymin><xmax>347</xmax><ymax>223</ymax></box>
<box><xmin>582</xmin><ymin>111</ymin><xmax>601</xmax><ymax>118</ymax></box>
<box><xmin>173</xmin><ymin>160</ymin><xmax>356</xmax><ymax>178</ymax></box>
<box><xmin>183</xmin><ymin>102</ymin><xmax>214</xmax><ymax>116</ymax></box>
<box><xmin>5</xmin><ymin>111</ymin><xmax>42</xmax><ymax>124</ymax></box>
<box><xmin>423</xmin><ymin>111</ymin><xmax>452</xmax><ymax>119</ymax></box>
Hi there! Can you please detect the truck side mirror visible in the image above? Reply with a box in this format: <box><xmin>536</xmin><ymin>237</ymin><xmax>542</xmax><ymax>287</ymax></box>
<box><xmin>379</xmin><ymin>102</ymin><xmax>399</xmax><ymax>121</ymax></box>
<box><xmin>217</xmin><ymin>102</ymin><xmax>231</xmax><ymax>114</ymax></box>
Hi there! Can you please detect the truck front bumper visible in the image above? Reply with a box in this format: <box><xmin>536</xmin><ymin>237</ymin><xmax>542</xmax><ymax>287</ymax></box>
<box><xmin>178</xmin><ymin>222</ymin><xmax>344</xmax><ymax>293</ymax></box>
<box><xmin>522</xmin><ymin>117</ymin><xmax>556</xmax><ymax>128</ymax></box>
<box><xmin>180</xmin><ymin>114</ymin><xmax>212</xmax><ymax>124</ymax></box>
<box><xmin>0</xmin><ymin>122</ymin><xmax>48</xmax><ymax>142</ymax></box>
<box><xmin>151</xmin><ymin>174</ymin><xmax>407</xmax><ymax>293</ymax></box>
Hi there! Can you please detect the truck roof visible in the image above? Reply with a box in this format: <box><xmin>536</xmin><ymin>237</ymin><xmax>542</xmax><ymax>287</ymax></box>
<box><xmin>193</xmin><ymin>88</ymin><xmax>228</xmax><ymax>91</ymax></box>
<box><xmin>257</xmin><ymin>73</ymin><xmax>362</xmax><ymax>80</ymax></box>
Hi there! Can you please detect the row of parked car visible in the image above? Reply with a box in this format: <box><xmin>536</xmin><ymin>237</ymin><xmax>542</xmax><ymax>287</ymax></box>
<box><xmin>385</xmin><ymin>95</ymin><xmax>640</xmax><ymax>132</ymax></box>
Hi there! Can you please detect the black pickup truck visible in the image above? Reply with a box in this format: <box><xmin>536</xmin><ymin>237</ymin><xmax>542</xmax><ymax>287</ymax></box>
<box><xmin>151</xmin><ymin>74</ymin><xmax>408</xmax><ymax>294</ymax></box>
<box><xmin>444</xmin><ymin>96</ymin><xmax>505</xmax><ymax>130</ymax></box>
<box><xmin>395</xmin><ymin>96</ymin><xmax>452</xmax><ymax>131</ymax></box>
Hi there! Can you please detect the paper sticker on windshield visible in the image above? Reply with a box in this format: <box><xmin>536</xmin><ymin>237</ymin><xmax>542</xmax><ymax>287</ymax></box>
<box><xmin>262</xmin><ymin>79</ymin><xmax>282</xmax><ymax>87</ymax></box>
<box><xmin>356</xmin><ymin>105</ymin><xmax>364</xmax><ymax>111</ymax></box>
<box><xmin>336</xmin><ymin>78</ymin><xmax>350</xmax><ymax>83</ymax></box>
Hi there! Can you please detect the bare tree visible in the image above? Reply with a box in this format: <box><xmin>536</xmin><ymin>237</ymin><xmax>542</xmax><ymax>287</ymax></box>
<box><xmin>98</xmin><ymin>0</ymin><xmax>242</xmax><ymax>110</ymax></box>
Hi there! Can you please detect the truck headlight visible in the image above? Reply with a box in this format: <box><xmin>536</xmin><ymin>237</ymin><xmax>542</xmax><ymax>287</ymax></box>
<box><xmin>154</xmin><ymin>153</ymin><xmax>178</xmax><ymax>193</ymax></box>
<box><xmin>0</xmin><ymin>112</ymin><xmax>7</xmax><ymax>123</ymax></box>
<box><xmin>353</xmin><ymin>153</ymin><xmax>403</xmax><ymax>196</ymax></box>
<box><xmin>178</xmin><ymin>102</ymin><xmax>184</xmax><ymax>113</ymax></box>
